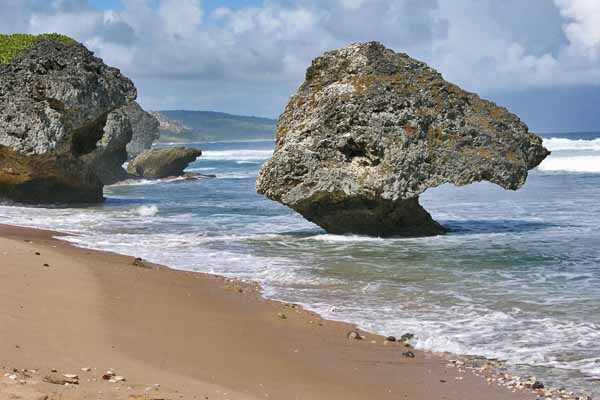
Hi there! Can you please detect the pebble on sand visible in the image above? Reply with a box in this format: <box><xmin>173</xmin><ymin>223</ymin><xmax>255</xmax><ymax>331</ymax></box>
<box><xmin>347</xmin><ymin>330</ymin><xmax>362</xmax><ymax>340</ymax></box>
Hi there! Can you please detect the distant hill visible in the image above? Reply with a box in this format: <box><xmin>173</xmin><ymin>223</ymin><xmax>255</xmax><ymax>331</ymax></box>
<box><xmin>152</xmin><ymin>110</ymin><xmax>277</xmax><ymax>142</ymax></box>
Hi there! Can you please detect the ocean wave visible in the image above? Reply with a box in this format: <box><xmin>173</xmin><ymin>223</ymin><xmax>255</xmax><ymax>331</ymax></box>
<box><xmin>201</xmin><ymin>149</ymin><xmax>273</xmax><ymax>161</ymax></box>
<box><xmin>135</xmin><ymin>205</ymin><xmax>159</xmax><ymax>217</ymax></box>
<box><xmin>305</xmin><ymin>233</ymin><xmax>387</xmax><ymax>243</ymax></box>
<box><xmin>543</xmin><ymin>137</ymin><xmax>600</xmax><ymax>152</ymax></box>
<box><xmin>186</xmin><ymin>167</ymin><xmax>216</xmax><ymax>172</ymax></box>
<box><xmin>216</xmin><ymin>172</ymin><xmax>258</xmax><ymax>179</ymax></box>
<box><xmin>538</xmin><ymin>155</ymin><xmax>600</xmax><ymax>173</ymax></box>
<box><xmin>108</xmin><ymin>176</ymin><xmax>190</xmax><ymax>186</ymax></box>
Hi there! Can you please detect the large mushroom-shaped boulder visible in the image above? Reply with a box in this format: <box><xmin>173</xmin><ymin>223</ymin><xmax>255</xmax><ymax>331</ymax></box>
<box><xmin>256</xmin><ymin>42</ymin><xmax>549</xmax><ymax>237</ymax></box>
<box><xmin>0</xmin><ymin>34</ymin><xmax>136</xmax><ymax>204</ymax></box>
<box><xmin>127</xmin><ymin>147</ymin><xmax>201</xmax><ymax>179</ymax></box>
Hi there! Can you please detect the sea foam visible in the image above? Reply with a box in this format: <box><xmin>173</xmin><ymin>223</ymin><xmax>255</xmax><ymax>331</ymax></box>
<box><xmin>135</xmin><ymin>205</ymin><xmax>159</xmax><ymax>217</ymax></box>
<box><xmin>201</xmin><ymin>149</ymin><xmax>273</xmax><ymax>161</ymax></box>
<box><xmin>543</xmin><ymin>137</ymin><xmax>600</xmax><ymax>151</ymax></box>
<box><xmin>538</xmin><ymin>156</ymin><xmax>600</xmax><ymax>173</ymax></box>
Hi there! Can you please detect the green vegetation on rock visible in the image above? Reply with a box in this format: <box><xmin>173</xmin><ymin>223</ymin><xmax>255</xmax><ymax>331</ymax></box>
<box><xmin>0</xmin><ymin>33</ymin><xmax>77</xmax><ymax>65</ymax></box>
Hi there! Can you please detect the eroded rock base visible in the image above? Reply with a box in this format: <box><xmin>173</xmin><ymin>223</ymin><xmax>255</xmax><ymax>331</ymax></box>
<box><xmin>0</xmin><ymin>148</ymin><xmax>103</xmax><ymax>204</ymax></box>
<box><xmin>296</xmin><ymin>196</ymin><xmax>447</xmax><ymax>238</ymax></box>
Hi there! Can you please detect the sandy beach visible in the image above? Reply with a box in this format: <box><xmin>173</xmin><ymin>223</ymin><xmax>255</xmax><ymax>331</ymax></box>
<box><xmin>0</xmin><ymin>223</ymin><xmax>538</xmax><ymax>400</ymax></box>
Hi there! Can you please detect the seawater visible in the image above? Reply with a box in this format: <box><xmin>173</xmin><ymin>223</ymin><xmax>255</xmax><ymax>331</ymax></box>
<box><xmin>1</xmin><ymin>133</ymin><xmax>599</xmax><ymax>395</ymax></box>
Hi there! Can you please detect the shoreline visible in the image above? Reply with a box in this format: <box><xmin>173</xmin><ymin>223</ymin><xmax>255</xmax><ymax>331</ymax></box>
<box><xmin>0</xmin><ymin>223</ymin><xmax>545</xmax><ymax>399</ymax></box>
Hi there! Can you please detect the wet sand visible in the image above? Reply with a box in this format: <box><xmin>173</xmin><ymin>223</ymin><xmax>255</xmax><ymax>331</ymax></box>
<box><xmin>0</xmin><ymin>223</ymin><xmax>535</xmax><ymax>400</ymax></box>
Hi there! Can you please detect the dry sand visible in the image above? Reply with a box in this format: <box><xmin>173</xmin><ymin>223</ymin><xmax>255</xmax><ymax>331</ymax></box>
<box><xmin>0</xmin><ymin>224</ymin><xmax>536</xmax><ymax>400</ymax></box>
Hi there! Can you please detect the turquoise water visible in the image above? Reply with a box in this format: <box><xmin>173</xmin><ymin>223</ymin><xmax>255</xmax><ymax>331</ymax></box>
<box><xmin>1</xmin><ymin>133</ymin><xmax>599</xmax><ymax>395</ymax></box>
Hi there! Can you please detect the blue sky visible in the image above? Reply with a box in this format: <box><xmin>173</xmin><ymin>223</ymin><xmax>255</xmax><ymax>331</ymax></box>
<box><xmin>89</xmin><ymin>0</ymin><xmax>263</xmax><ymax>12</ymax></box>
<box><xmin>3</xmin><ymin>0</ymin><xmax>600</xmax><ymax>132</ymax></box>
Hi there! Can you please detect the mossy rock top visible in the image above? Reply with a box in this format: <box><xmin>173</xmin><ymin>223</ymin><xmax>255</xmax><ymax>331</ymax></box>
<box><xmin>0</xmin><ymin>33</ymin><xmax>77</xmax><ymax>65</ymax></box>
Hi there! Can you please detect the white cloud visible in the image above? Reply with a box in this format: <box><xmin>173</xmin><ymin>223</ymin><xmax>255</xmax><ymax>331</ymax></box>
<box><xmin>338</xmin><ymin>0</ymin><xmax>366</xmax><ymax>11</ymax></box>
<box><xmin>158</xmin><ymin>0</ymin><xmax>203</xmax><ymax>38</ymax></box>
<box><xmin>1</xmin><ymin>0</ymin><xmax>600</xmax><ymax>119</ymax></box>
<box><xmin>555</xmin><ymin>0</ymin><xmax>600</xmax><ymax>59</ymax></box>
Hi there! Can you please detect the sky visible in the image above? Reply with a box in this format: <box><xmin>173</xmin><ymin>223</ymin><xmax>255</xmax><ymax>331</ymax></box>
<box><xmin>2</xmin><ymin>0</ymin><xmax>600</xmax><ymax>132</ymax></box>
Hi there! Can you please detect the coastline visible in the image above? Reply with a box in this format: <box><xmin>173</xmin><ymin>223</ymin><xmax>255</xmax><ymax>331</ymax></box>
<box><xmin>1</xmin><ymin>223</ymin><xmax>538</xmax><ymax>400</ymax></box>
<box><xmin>156</xmin><ymin>138</ymin><xmax>275</xmax><ymax>145</ymax></box>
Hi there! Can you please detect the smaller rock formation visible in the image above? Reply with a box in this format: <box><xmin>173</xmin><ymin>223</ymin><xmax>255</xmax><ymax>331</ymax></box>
<box><xmin>127</xmin><ymin>147</ymin><xmax>201</xmax><ymax>179</ymax></box>
<box><xmin>256</xmin><ymin>42</ymin><xmax>549</xmax><ymax>237</ymax></box>
<box><xmin>125</xmin><ymin>102</ymin><xmax>160</xmax><ymax>159</ymax></box>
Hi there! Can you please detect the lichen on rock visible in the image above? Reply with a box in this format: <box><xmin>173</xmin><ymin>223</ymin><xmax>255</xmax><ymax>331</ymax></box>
<box><xmin>0</xmin><ymin>35</ymin><xmax>136</xmax><ymax>203</ymax></box>
<box><xmin>256</xmin><ymin>42</ymin><xmax>550</xmax><ymax>237</ymax></box>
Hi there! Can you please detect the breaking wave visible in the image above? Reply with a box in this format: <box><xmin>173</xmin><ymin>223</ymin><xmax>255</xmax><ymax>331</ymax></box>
<box><xmin>538</xmin><ymin>156</ymin><xmax>600</xmax><ymax>173</ymax></box>
<box><xmin>543</xmin><ymin>137</ymin><xmax>600</xmax><ymax>151</ymax></box>
<box><xmin>201</xmin><ymin>149</ymin><xmax>273</xmax><ymax>161</ymax></box>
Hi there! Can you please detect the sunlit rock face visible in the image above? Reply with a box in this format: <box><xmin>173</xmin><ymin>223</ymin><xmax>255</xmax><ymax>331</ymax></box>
<box><xmin>127</xmin><ymin>147</ymin><xmax>201</xmax><ymax>179</ymax></box>
<box><xmin>257</xmin><ymin>42</ymin><xmax>549</xmax><ymax>237</ymax></box>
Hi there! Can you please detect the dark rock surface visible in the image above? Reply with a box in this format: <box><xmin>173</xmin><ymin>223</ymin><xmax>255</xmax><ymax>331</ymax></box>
<box><xmin>127</xmin><ymin>147</ymin><xmax>201</xmax><ymax>179</ymax></box>
<box><xmin>79</xmin><ymin>108</ymin><xmax>132</xmax><ymax>185</ymax></box>
<box><xmin>257</xmin><ymin>42</ymin><xmax>549</xmax><ymax>237</ymax></box>
<box><xmin>0</xmin><ymin>39</ymin><xmax>136</xmax><ymax>203</ymax></box>
<box><xmin>125</xmin><ymin>101</ymin><xmax>160</xmax><ymax>159</ymax></box>
<box><xmin>79</xmin><ymin>101</ymin><xmax>159</xmax><ymax>185</ymax></box>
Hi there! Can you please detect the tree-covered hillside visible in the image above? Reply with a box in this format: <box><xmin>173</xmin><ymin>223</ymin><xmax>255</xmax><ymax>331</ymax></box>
<box><xmin>154</xmin><ymin>110</ymin><xmax>277</xmax><ymax>142</ymax></box>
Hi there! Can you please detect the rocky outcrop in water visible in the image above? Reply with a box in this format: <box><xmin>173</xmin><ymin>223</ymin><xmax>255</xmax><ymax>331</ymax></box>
<box><xmin>0</xmin><ymin>37</ymin><xmax>136</xmax><ymax>203</ymax></box>
<box><xmin>127</xmin><ymin>147</ymin><xmax>201</xmax><ymax>179</ymax></box>
<box><xmin>125</xmin><ymin>101</ymin><xmax>160</xmax><ymax>158</ymax></box>
<box><xmin>256</xmin><ymin>42</ymin><xmax>550</xmax><ymax>237</ymax></box>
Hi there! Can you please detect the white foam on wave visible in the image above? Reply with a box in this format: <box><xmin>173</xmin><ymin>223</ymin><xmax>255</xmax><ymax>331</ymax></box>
<box><xmin>201</xmin><ymin>149</ymin><xmax>273</xmax><ymax>161</ymax></box>
<box><xmin>306</xmin><ymin>234</ymin><xmax>386</xmax><ymax>243</ymax></box>
<box><xmin>62</xmin><ymin>231</ymin><xmax>339</xmax><ymax>289</ymax></box>
<box><xmin>135</xmin><ymin>205</ymin><xmax>159</xmax><ymax>217</ymax></box>
<box><xmin>299</xmin><ymin>295</ymin><xmax>600</xmax><ymax>385</ymax></box>
<box><xmin>109</xmin><ymin>176</ymin><xmax>189</xmax><ymax>187</ymax></box>
<box><xmin>538</xmin><ymin>155</ymin><xmax>600</xmax><ymax>173</ymax></box>
<box><xmin>236</xmin><ymin>160</ymin><xmax>261</xmax><ymax>165</ymax></box>
<box><xmin>217</xmin><ymin>171</ymin><xmax>258</xmax><ymax>179</ymax></box>
<box><xmin>543</xmin><ymin>137</ymin><xmax>600</xmax><ymax>151</ymax></box>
